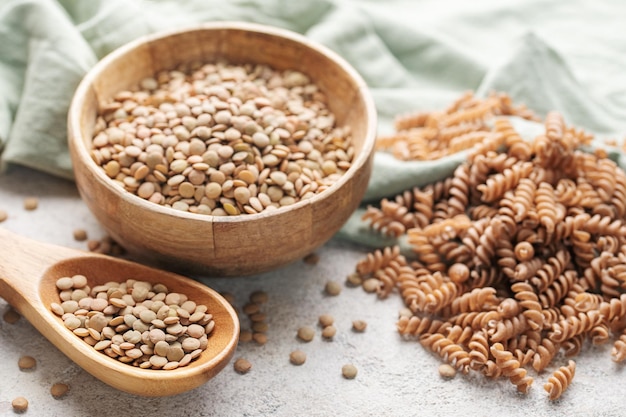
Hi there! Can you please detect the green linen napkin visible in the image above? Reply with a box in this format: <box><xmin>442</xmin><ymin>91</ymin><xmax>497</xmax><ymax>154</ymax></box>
<box><xmin>2</xmin><ymin>0</ymin><xmax>626</xmax><ymax>248</ymax></box>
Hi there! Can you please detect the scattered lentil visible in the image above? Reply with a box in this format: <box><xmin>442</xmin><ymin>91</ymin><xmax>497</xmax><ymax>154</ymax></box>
<box><xmin>321</xmin><ymin>325</ymin><xmax>337</xmax><ymax>339</ymax></box>
<box><xmin>438</xmin><ymin>363</ymin><xmax>457</xmax><ymax>379</ymax></box>
<box><xmin>92</xmin><ymin>62</ymin><xmax>354</xmax><ymax>216</ymax></box>
<box><xmin>252</xmin><ymin>333</ymin><xmax>267</xmax><ymax>345</ymax></box>
<box><xmin>318</xmin><ymin>314</ymin><xmax>334</xmax><ymax>328</ymax></box>
<box><xmin>11</xmin><ymin>397</ymin><xmax>28</xmax><ymax>413</ymax></box>
<box><xmin>297</xmin><ymin>326</ymin><xmax>315</xmax><ymax>342</ymax></box>
<box><xmin>249</xmin><ymin>291</ymin><xmax>268</xmax><ymax>304</ymax></box>
<box><xmin>234</xmin><ymin>358</ymin><xmax>252</xmax><ymax>374</ymax></box>
<box><xmin>243</xmin><ymin>303</ymin><xmax>260</xmax><ymax>315</ymax></box>
<box><xmin>398</xmin><ymin>307</ymin><xmax>413</xmax><ymax>319</ymax></box>
<box><xmin>362</xmin><ymin>278</ymin><xmax>380</xmax><ymax>293</ymax></box>
<box><xmin>86</xmin><ymin>239</ymin><xmax>100</xmax><ymax>252</ymax></box>
<box><xmin>352</xmin><ymin>320</ymin><xmax>367</xmax><ymax>333</ymax></box>
<box><xmin>345</xmin><ymin>272</ymin><xmax>363</xmax><ymax>287</ymax></box>
<box><xmin>342</xmin><ymin>364</ymin><xmax>358</xmax><ymax>379</ymax></box>
<box><xmin>249</xmin><ymin>312</ymin><xmax>267</xmax><ymax>322</ymax></box>
<box><xmin>239</xmin><ymin>330</ymin><xmax>253</xmax><ymax>343</ymax></box>
<box><xmin>23</xmin><ymin>197</ymin><xmax>38</xmax><ymax>211</ymax></box>
<box><xmin>3</xmin><ymin>307</ymin><xmax>20</xmax><ymax>324</ymax></box>
<box><xmin>50</xmin><ymin>274</ymin><xmax>215</xmax><ymax>370</ymax></box>
<box><xmin>220</xmin><ymin>292</ymin><xmax>236</xmax><ymax>306</ymax></box>
<box><xmin>50</xmin><ymin>382</ymin><xmax>70</xmax><ymax>398</ymax></box>
<box><xmin>303</xmin><ymin>253</ymin><xmax>320</xmax><ymax>265</ymax></box>
<box><xmin>73</xmin><ymin>228</ymin><xmax>88</xmax><ymax>241</ymax></box>
<box><xmin>17</xmin><ymin>356</ymin><xmax>36</xmax><ymax>371</ymax></box>
<box><xmin>0</xmin><ymin>209</ymin><xmax>7</xmax><ymax>222</ymax></box>
<box><xmin>86</xmin><ymin>235</ymin><xmax>124</xmax><ymax>256</ymax></box>
<box><xmin>289</xmin><ymin>350</ymin><xmax>307</xmax><ymax>366</ymax></box>
<box><xmin>324</xmin><ymin>281</ymin><xmax>342</xmax><ymax>296</ymax></box>
<box><xmin>236</xmin><ymin>290</ymin><xmax>271</xmax><ymax>347</ymax></box>
<box><xmin>251</xmin><ymin>322</ymin><xmax>269</xmax><ymax>333</ymax></box>
<box><xmin>447</xmin><ymin>263</ymin><xmax>470</xmax><ymax>284</ymax></box>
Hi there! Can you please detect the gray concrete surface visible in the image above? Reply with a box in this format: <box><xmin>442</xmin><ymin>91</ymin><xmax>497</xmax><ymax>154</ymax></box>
<box><xmin>0</xmin><ymin>165</ymin><xmax>623</xmax><ymax>417</ymax></box>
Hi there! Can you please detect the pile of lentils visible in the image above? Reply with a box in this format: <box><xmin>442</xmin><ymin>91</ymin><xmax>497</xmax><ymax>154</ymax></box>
<box><xmin>90</xmin><ymin>61</ymin><xmax>355</xmax><ymax>215</ymax></box>
<box><xmin>51</xmin><ymin>274</ymin><xmax>214</xmax><ymax>370</ymax></box>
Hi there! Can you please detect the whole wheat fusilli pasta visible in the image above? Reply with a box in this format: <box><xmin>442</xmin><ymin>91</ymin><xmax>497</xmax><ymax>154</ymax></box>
<box><xmin>354</xmin><ymin>91</ymin><xmax>626</xmax><ymax>401</ymax></box>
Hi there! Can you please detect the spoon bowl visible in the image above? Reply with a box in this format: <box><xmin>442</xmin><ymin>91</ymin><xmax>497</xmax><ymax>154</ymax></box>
<box><xmin>0</xmin><ymin>227</ymin><xmax>239</xmax><ymax>397</ymax></box>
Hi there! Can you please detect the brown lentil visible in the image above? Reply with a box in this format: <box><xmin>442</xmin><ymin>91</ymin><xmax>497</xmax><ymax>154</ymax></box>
<box><xmin>50</xmin><ymin>382</ymin><xmax>70</xmax><ymax>398</ymax></box>
<box><xmin>324</xmin><ymin>281</ymin><xmax>342</xmax><ymax>296</ymax></box>
<box><xmin>3</xmin><ymin>307</ymin><xmax>20</xmax><ymax>324</ymax></box>
<box><xmin>86</xmin><ymin>239</ymin><xmax>101</xmax><ymax>252</ymax></box>
<box><xmin>239</xmin><ymin>330</ymin><xmax>253</xmax><ymax>343</ymax></box>
<box><xmin>252</xmin><ymin>332</ymin><xmax>267</xmax><ymax>345</ymax></box>
<box><xmin>220</xmin><ymin>292</ymin><xmax>236</xmax><ymax>306</ymax></box>
<box><xmin>352</xmin><ymin>320</ymin><xmax>367</xmax><ymax>332</ymax></box>
<box><xmin>321</xmin><ymin>325</ymin><xmax>337</xmax><ymax>339</ymax></box>
<box><xmin>345</xmin><ymin>272</ymin><xmax>363</xmax><ymax>287</ymax></box>
<box><xmin>249</xmin><ymin>312</ymin><xmax>267</xmax><ymax>322</ymax></box>
<box><xmin>251</xmin><ymin>321</ymin><xmax>269</xmax><ymax>333</ymax></box>
<box><xmin>242</xmin><ymin>302</ymin><xmax>260</xmax><ymax>315</ymax></box>
<box><xmin>234</xmin><ymin>358</ymin><xmax>252</xmax><ymax>374</ymax></box>
<box><xmin>289</xmin><ymin>350</ymin><xmax>307</xmax><ymax>366</ymax></box>
<box><xmin>86</xmin><ymin>235</ymin><xmax>125</xmax><ymax>256</ymax></box>
<box><xmin>18</xmin><ymin>356</ymin><xmax>36</xmax><ymax>371</ymax></box>
<box><xmin>91</xmin><ymin>62</ymin><xmax>354</xmax><ymax>216</ymax></box>
<box><xmin>303</xmin><ymin>253</ymin><xmax>320</xmax><ymax>265</ymax></box>
<box><xmin>297</xmin><ymin>326</ymin><xmax>315</xmax><ymax>342</ymax></box>
<box><xmin>249</xmin><ymin>290</ymin><xmax>268</xmax><ymax>304</ymax></box>
<box><xmin>11</xmin><ymin>397</ymin><xmax>28</xmax><ymax>413</ymax></box>
<box><xmin>342</xmin><ymin>364</ymin><xmax>358</xmax><ymax>379</ymax></box>
<box><xmin>50</xmin><ymin>274</ymin><xmax>215</xmax><ymax>370</ymax></box>
<box><xmin>72</xmin><ymin>228</ymin><xmax>88</xmax><ymax>241</ymax></box>
<box><xmin>438</xmin><ymin>363</ymin><xmax>457</xmax><ymax>379</ymax></box>
<box><xmin>318</xmin><ymin>314</ymin><xmax>334</xmax><ymax>328</ymax></box>
<box><xmin>362</xmin><ymin>278</ymin><xmax>380</xmax><ymax>293</ymax></box>
<box><xmin>23</xmin><ymin>197</ymin><xmax>38</xmax><ymax>211</ymax></box>
<box><xmin>448</xmin><ymin>263</ymin><xmax>470</xmax><ymax>284</ymax></box>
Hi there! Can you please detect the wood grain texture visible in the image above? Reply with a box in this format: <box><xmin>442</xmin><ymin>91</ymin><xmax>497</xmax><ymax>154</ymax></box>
<box><xmin>0</xmin><ymin>228</ymin><xmax>239</xmax><ymax>396</ymax></box>
<box><xmin>67</xmin><ymin>22</ymin><xmax>377</xmax><ymax>277</ymax></box>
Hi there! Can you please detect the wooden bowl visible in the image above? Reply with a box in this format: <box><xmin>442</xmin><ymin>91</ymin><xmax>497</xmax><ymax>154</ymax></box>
<box><xmin>68</xmin><ymin>22</ymin><xmax>376</xmax><ymax>277</ymax></box>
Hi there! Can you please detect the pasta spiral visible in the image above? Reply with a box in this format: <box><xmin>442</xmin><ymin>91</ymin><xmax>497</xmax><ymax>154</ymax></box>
<box><xmin>356</xmin><ymin>246</ymin><xmax>403</xmax><ymax>277</ymax></box>
<box><xmin>490</xmin><ymin>342</ymin><xmax>534</xmax><ymax>394</ymax></box>
<box><xmin>611</xmin><ymin>331</ymin><xmax>626</xmax><ymax>362</ymax></box>
<box><xmin>548</xmin><ymin>311</ymin><xmax>602</xmax><ymax>344</ymax></box>
<box><xmin>443</xmin><ymin>287</ymin><xmax>498</xmax><ymax>316</ymax></box>
<box><xmin>477</xmin><ymin>162</ymin><xmax>533</xmax><ymax>203</ymax></box>
<box><xmin>543</xmin><ymin>360</ymin><xmax>576</xmax><ymax>400</ymax></box>
<box><xmin>511</xmin><ymin>282</ymin><xmax>544</xmax><ymax>331</ymax></box>
<box><xmin>396</xmin><ymin>315</ymin><xmax>447</xmax><ymax>338</ymax></box>
<box><xmin>419</xmin><ymin>332</ymin><xmax>471</xmax><ymax>373</ymax></box>
<box><xmin>532</xmin><ymin>337</ymin><xmax>559</xmax><ymax>372</ymax></box>
<box><xmin>493</xmin><ymin>118</ymin><xmax>532</xmax><ymax>161</ymax></box>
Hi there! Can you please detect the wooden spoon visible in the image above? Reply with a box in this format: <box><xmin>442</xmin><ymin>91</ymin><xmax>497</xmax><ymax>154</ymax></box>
<box><xmin>0</xmin><ymin>227</ymin><xmax>239</xmax><ymax>397</ymax></box>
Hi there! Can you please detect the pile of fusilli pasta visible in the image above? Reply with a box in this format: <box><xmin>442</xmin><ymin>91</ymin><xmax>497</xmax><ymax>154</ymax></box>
<box><xmin>355</xmin><ymin>92</ymin><xmax>626</xmax><ymax>401</ymax></box>
<box><xmin>375</xmin><ymin>91</ymin><xmax>539</xmax><ymax>161</ymax></box>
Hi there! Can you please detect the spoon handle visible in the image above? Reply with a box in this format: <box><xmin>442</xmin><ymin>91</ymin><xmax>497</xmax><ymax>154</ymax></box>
<box><xmin>0</xmin><ymin>227</ymin><xmax>84</xmax><ymax>308</ymax></box>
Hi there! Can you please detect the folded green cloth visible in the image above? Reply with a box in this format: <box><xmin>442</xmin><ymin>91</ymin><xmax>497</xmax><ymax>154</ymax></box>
<box><xmin>2</xmin><ymin>0</ymin><xmax>626</xmax><ymax>247</ymax></box>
